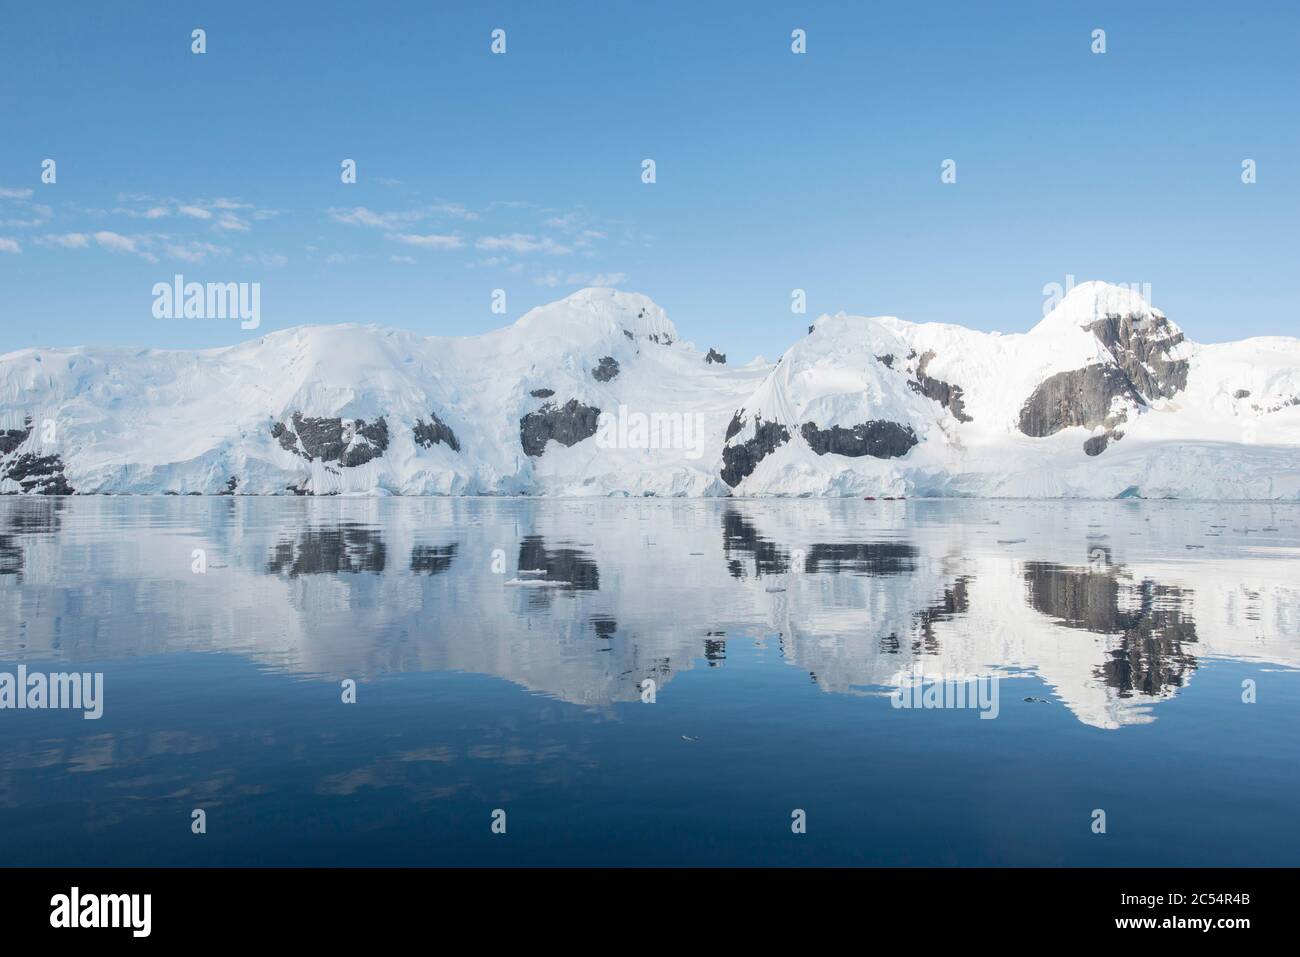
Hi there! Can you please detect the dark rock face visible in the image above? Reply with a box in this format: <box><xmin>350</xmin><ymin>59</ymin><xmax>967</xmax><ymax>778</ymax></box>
<box><xmin>220</xmin><ymin>476</ymin><xmax>238</xmax><ymax>495</ymax></box>
<box><xmin>908</xmin><ymin>351</ymin><xmax>972</xmax><ymax>422</ymax></box>
<box><xmin>799</xmin><ymin>420</ymin><xmax>918</xmax><ymax>459</ymax></box>
<box><xmin>413</xmin><ymin>412</ymin><xmax>460</xmax><ymax>452</ymax></box>
<box><xmin>519</xmin><ymin>398</ymin><xmax>601</xmax><ymax>457</ymax></box>
<box><xmin>1018</xmin><ymin>311</ymin><xmax>1190</xmax><ymax>456</ymax></box>
<box><xmin>725</xmin><ymin>410</ymin><xmax>745</xmax><ymax>441</ymax></box>
<box><xmin>0</xmin><ymin>418</ymin><xmax>32</xmax><ymax>455</ymax></box>
<box><xmin>3</xmin><ymin>453</ymin><xmax>74</xmax><ymax>495</ymax></box>
<box><xmin>706</xmin><ymin>348</ymin><xmax>727</xmax><ymax>364</ymax></box>
<box><xmin>1087</xmin><ymin>313</ymin><xmax>1188</xmax><ymax>399</ymax></box>
<box><xmin>271</xmin><ymin>413</ymin><xmax>390</xmax><ymax>466</ymax></box>
<box><xmin>1083</xmin><ymin>433</ymin><xmax>1115</xmax><ymax>457</ymax></box>
<box><xmin>1</xmin><ymin>420</ymin><xmax>73</xmax><ymax>494</ymax></box>
<box><xmin>721</xmin><ymin>418</ymin><xmax>790</xmax><ymax>487</ymax></box>
<box><xmin>592</xmin><ymin>356</ymin><xmax>620</xmax><ymax>382</ymax></box>
<box><xmin>1018</xmin><ymin>364</ymin><xmax>1139</xmax><ymax>438</ymax></box>
<box><xmin>1233</xmin><ymin>389</ymin><xmax>1251</xmax><ymax>399</ymax></box>
<box><xmin>529</xmin><ymin>388</ymin><xmax>555</xmax><ymax>398</ymax></box>
<box><xmin>876</xmin><ymin>354</ymin><xmax>895</xmax><ymax>369</ymax></box>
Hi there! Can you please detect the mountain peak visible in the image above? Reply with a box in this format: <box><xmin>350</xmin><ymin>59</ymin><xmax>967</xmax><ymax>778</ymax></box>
<box><xmin>1033</xmin><ymin>280</ymin><xmax>1166</xmax><ymax>337</ymax></box>
<box><xmin>514</xmin><ymin>287</ymin><xmax>678</xmax><ymax>344</ymax></box>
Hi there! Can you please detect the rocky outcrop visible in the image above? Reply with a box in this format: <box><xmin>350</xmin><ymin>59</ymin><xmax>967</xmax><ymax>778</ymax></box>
<box><xmin>413</xmin><ymin>412</ymin><xmax>460</xmax><ymax>452</ymax></box>
<box><xmin>800</xmin><ymin>420</ymin><xmax>918</xmax><ymax>459</ymax></box>
<box><xmin>706</xmin><ymin>348</ymin><xmax>727</xmax><ymax>364</ymax></box>
<box><xmin>0</xmin><ymin>418</ymin><xmax>31</xmax><ymax>455</ymax></box>
<box><xmin>1088</xmin><ymin>313</ymin><xmax>1188</xmax><ymax>399</ymax></box>
<box><xmin>3</xmin><ymin>452</ymin><xmax>74</xmax><ymax>495</ymax></box>
<box><xmin>1019</xmin><ymin>364</ymin><xmax>1139</xmax><ymax>442</ymax></box>
<box><xmin>908</xmin><ymin>351</ymin><xmax>972</xmax><ymax>422</ymax></box>
<box><xmin>592</xmin><ymin>356</ymin><xmax>620</xmax><ymax>382</ymax></box>
<box><xmin>721</xmin><ymin>416</ymin><xmax>790</xmax><ymax>487</ymax></box>
<box><xmin>519</xmin><ymin>398</ymin><xmax>601</xmax><ymax>457</ymax></box>
<box><xmin>1018</xmin><ymin>311</ymin><xmax>1190</xmax><ymax>456</ymax></box>
<box><xmin>529</xmin><ymin>388</ymin><xmax>555</xmax><ymax>398</ymax></box>
<box><xmin>271</xmin><ymin>413</ymin><xmax>390</xmax><ymax>466</ymax></box>
<box><xmin>1</xmin><ymin>419</ymin><xmax>73</xmax><ymax>494</ymax></box>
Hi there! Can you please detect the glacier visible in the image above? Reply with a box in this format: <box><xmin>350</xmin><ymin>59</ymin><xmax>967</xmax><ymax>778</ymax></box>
<box><xmin>2</xmin><ymin>281</ymin><xmax>1299</xmax><ymax>499</ymax></box>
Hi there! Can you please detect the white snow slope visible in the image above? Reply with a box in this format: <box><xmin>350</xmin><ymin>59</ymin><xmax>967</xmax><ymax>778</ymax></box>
<box><xmin>1</xmin><ymin>282</ymin><xmax>1298</xmax><ymax>498</ymax></box>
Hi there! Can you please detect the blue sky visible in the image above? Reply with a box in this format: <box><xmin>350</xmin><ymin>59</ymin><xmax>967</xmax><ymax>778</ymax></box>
<box><xmin>1</xmin><ymin>0</ymin><xmax>1297</xmax><ymax>360</ymax></box>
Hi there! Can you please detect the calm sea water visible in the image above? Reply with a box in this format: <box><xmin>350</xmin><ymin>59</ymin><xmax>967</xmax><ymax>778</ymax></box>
<box><xmin>1</xmin><ymin>496</ymin><xmax>1297</xmax><ymax>866</ymax></box>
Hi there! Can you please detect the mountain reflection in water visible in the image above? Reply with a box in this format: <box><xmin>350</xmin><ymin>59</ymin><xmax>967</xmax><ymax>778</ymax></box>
<box><xmin>1</xmin><ymin>496</ymin><xmax>1298</xmax><ymax>865</ymax></box>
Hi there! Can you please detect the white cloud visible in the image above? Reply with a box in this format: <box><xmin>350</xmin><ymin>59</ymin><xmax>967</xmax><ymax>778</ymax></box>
<box><xmin>389</xmin><ymin>255</ymin><xmax>416</xmax><ymax>264</ymax></box>
<box><xmin>93</xmin><ymin>231</ymin><xmax>137</xmax><ymax>253</ymax></box>
<box><xmin>331</xmin><ymin>203</ymin><xmax>477</xmax><ymax>229</ymax></box>
<box><xmin>161</xmin><ymin>240</ymin><xmax>228</xmax><ymax>263</ymax></box>
<box><xmin>178</xmin><ymin>205</ymin><xmax>212</xmax><ymax>220</ymax></box>
<box><xmin>213</xmin><ymin>213</ymin><xmax>249</xmax><ymax>232</ymax></box>
<box><xmin>476</xmin><ymin>233</ymin><xmax>571</xmax><ymax>256</ymax></box>
<box><xmin>38</xmin><ymin>233</ymin><xmax>91</xmax><ymax>248</ymax></box>
<box><xmin>0</xmin><ymin>188</ymin><xmax>33</xmax><ymax>199</ymax></box>
<box><xmin>386</xmin><ymin>232</ymin><xmax>463</xmax><ymax>249</ymax></box>
<box><xmin>0</xmin><ymin>237</ymin><xmax>20</xmax><ymax>254</ymax></box>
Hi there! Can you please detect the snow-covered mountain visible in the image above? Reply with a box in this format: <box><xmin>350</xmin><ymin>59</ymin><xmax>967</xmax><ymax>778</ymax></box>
<box><xmin>3</xmin><ymin>282</ymin><xmax>1299</xmax><ymax>498</ymax></box>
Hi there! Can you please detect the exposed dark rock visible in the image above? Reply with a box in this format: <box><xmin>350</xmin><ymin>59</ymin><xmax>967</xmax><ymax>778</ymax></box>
<box><xmin>519</xmin><ymin>398</ymin><xmax>602</xmax><ymax>457</ymax></box>
<box><xmin>908</xmin><ymin>351</ymin><xmax>972</xmax><ymax>422</ymax></box>
<box><xmin>1088</xmin><ymin>313</ymin><xmax>1189</xmax><ymax>399</ymax></box>
<box><xmin>799</xmin><ymin>420</ymin><xmax>918</xmax><ymax>459</ymax></box>
<box><xmin>271</xmin><ymin>413</ymin><xmax>390</xmax><ymax>466</ymax></box>
<box><xmin>876</xmin><ymin>354</ymin><xmax>895</xmax><ymax>369</ymax></box>
<box><xmin>622</xmin><ymin>329</ymin><xmax>635</xmax><ymax>341</ymax></box>
<box><xmin>592</xmin><ymin>356</ymin><xmax>620</xmax><ymax>382</ymax></box>
<box><xmin>1018</xmin><ymin>364</ymin><xmax>1140</xmax><ymax>438</ymax></box>
<box><xmin>721</xmin><ymin>418</ymin><xmax>790</xmax><ymax>487</ymax></box>
<box><xmin>409</xmin><ymin>543</ymin><xmax>458</xmax><ymax>575</ymax></box>
<box><xmin>706</xmin><ymin>348</ymin><xmax>727</xmax><ymax>364</ymax></box>
<box><xmin>3</xmin><ymin>453</ymin><xmax>73</xmax><ymax>495</ymax></box>
<box><xmin>0</xmin><ymin>418</ymin><xmax>32</xmax><ymax>455</ymax></box>
<box><xmin>413</xmin><ymin>412</ymin><xmax>460</xmax><ymax>452</ymax></box>
<box><xmin>1233</xmin><ymin>389</ymin><xmax>1251</xmax><ymax>399</ymax></box>
<box><xmin>1083</xmin><ymin>433</ymin><xmax>1112</xmax><ymax>456</ymax></box>
<box><xmin>220</xmin><ymin>476</ymin><xmax>238</xmax><ymax>495</ymax></box>
<box><xmin>808</xmin><ymin>324</ymin><xmax>815</xmax><ymax>334</ymax></box>
<box><xmin>529</xmin><ymin>388</ymin><xmax>555</xmax><ymax>398</ymax></box>
<box><xmin>270</xmin><ymin>420</ymin><xmax>301</xmax><ymax>455</ymax></box>
<box><xmin>648</xmin><ymin>332</ymin><xmax>673</xmax><ymax>346</ymax></box>
<box><xmin>725</xmin><ymin>410</ymin><xmax>745</xmax><ymax>441</ymax></box>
